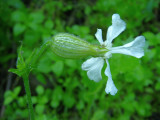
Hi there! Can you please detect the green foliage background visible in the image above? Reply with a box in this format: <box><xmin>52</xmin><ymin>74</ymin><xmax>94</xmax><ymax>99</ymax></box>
<box><xmin>0</xmin><ymin>0</ymin><xmax>160</xmax><ymax>120</ymax></box>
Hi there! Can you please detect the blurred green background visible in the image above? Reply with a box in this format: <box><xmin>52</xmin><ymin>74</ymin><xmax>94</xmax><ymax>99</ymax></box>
<box><xmin>0</xmin><ymin>0</ymin><xmax>160</xmax><ymax>120</ymax></box>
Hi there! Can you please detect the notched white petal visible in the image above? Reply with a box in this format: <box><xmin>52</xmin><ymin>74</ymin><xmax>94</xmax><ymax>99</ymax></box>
<box><xmin>105</xmin><ymin>78</ymin><xmax>118</xmax><ymax>95</ymax></box>
<box><xmin>82</xmin><ymin>57</ymin><xmax>104</xmax><ymax>82</ymax></box>
<box><xmin>105</xmin><ymin>14</ymin><xmax>126</xmax><ymax>46</ymax></box>
<box><xmin>95</xmin><ymin>29</ymin><xmax>103</xmax><ymax>45</ymax></box>
<box><xmin>105</xmin><ymin>59</ymin><xmax>118</xmax><ymax>95</ymax></box>
<box><xmin>110</xmin><ymin>36</ymin><xmax>145</xmax><ymax>58</ymax></box>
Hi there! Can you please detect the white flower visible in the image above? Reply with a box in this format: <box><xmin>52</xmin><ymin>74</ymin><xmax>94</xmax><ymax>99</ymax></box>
<box><xmin>82</xmin><ymin>14</ymin><xmax>145</xmax><ymax>95</ymax></box>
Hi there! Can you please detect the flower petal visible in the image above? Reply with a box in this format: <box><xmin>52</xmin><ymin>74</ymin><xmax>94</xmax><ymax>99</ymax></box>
<box><xmin>105</xmin><ymin>14</ymin><xmax>126</xmax><ymax>46</ymax></box>
<box><xmin>82</xmin><ymin>57</ymin><xmax>104</xmax><ymax>82</ymax></box>
<box><xmin>95</xmin><ymin>29</ymin><xmax>103</xmax><ymax>45</ymax></box>
<box><xmin>109</xmin><ymin>36</ymin><xmax>145</xmax><ymax>58</ymax></box>
<box><xmin>105</xmin><ymin>59</ymin><xmax>118</xmax><ymax>95</ymax></box>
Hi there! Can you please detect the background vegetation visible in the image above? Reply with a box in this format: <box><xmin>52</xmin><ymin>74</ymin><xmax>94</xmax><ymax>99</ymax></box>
<box><xmin>0</xmin><ymin>0</ymin><xmax>160</xmax><ymax>120</ymax></box>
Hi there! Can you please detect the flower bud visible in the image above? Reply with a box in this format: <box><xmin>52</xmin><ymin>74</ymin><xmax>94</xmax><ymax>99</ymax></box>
<box><xmin>50</xmin><ymin>33</ymin><xmax>108</xmax><ymax>59</ymax></box>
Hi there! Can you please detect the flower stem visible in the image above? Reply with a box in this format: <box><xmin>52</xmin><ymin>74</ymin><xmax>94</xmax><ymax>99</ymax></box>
<box><xmin>9</xmin><ymin>40</ymin><xmax>52</xmax><ymax>119</ymax></box>
<box><xmin>22</xmin><ymin>73</ymin><xmax>35</xmax><ymax>120</ymax></box>
<box><xmin>31</xmin><ymin>40</ymin><xmax>51</xmax><ymax>66</ymax></box>
<box><xmin>21</xmin><ymin>41</ymin><xmax>51</xmax><ymax>120</ymax></box>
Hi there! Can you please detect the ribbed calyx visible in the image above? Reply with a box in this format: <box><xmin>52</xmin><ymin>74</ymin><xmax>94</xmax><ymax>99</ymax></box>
<box><xmin>50</xmin><ymin>33</ymin><xmax>108</xmax><ymax>59</ymax></box>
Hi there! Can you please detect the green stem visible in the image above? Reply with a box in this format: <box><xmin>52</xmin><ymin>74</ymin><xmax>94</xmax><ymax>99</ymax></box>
<box><xmin>31</xmin><ymin>40</ymin><xmax>51</xmax><ymax>66</ymax></box>
<box><xmin>22</xmin><ymin>73</ymin><xmax>35</xmax><ymax>120</ymax></box>
<box><xmin>11</xmin><ymin>41</ymin><xmax>52</xmax><ymax>120</ymax></box>
<box><xmin>21</xmin><ymin>41</ymin><xmax>51</xmax><ymax>120</ymax></box>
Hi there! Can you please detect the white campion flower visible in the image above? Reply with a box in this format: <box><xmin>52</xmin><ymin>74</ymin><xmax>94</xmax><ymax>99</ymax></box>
<box><xmin>81</xmin><ymin>14</ymin><xmax>145</xmax><ymax>95</ymax></box>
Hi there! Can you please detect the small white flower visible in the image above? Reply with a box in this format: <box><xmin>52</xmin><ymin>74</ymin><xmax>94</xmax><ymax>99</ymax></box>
<box><xmin>82</xmin><ymin>14</ymin><xmax>145</xmax><ymax>95</ymax></box>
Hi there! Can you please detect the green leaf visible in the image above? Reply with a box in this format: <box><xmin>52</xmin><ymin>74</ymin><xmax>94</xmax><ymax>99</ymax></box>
<box><xmin>63</xmin><ymin>94</ymin><xmax>75</xmax><ymax>108</ymax></box>
<box><xmin>11</xmin><ymin>10</ymin><xmax>26</xmax><ymax>22</ymax></box>
<box><xmin>155</xmin><ymin>82</ymin><xmax>160</xmax><ymax>90</ymax></box>
<box><xmin>76</xmin><ymin>100</ymin><xmax>84</xmax><ymax>110</ymax></box>
<box><xmin>18</xmin><ymin>97</ymin><xmax>26</xmax><ymax>107</ymax></box>
<box><xmin>13</xmin><ymin>86</ymin><xmax>21</xmax><ymax>97</ymax></box>
<box><xmin>37</xmin><ymin>57</ymin><xmax>52</xmax><ymax>73</ymax></box>
<box><xmin>38</xmin><ymin>96</ymin><xmax>48</xmax><ymax>104</ymax></box>
<box><xmin>50</xmin><ymin>100</ymin><xmax>59</xmax><ymax>108</ymax></box>
<box><xmin>36</xmin><ymin>73</ymin><xmax>46</xmax><ymax>84</ymax></box>
<box><xmin>28</xmin><ymin>22</ymin><xmax>42</xmax><ymax>31</ymax></box>
<box><xmin>4</xmin><ymin>90</ymin><xmax>14</xmax><ymax>105</ymax></box>
<box><xmin>52</xmin><ymin>61</ymin><xmax>64</xmax><ymax>76</ymax></box>
<box><xmin>17</xmin><ymin>97</ymin><xmax>26</xmax><ymax>107</ymax></box>
<box><xmin>8</xmin><ymin>46</ymin><xmax>32</xmax><ymax>77</ymax></box>
<box><xmin>8</xmin><ymin>68</ymin><xmax>22</xmax><ymax>77</ymax></box>
<box><xmin>4</xmin><ymin>96</ymin><xmax>13</xmax><ymax>105</ymax></box>
<box><xmin>16</xmin><ymin>46</ymin><xmax>25</xmax><ymax>69</ymax></box>
<box><xmin>4</xmin><ymin>90</ymin><xmax>12</xmax><ymax>98</ymax></box>
<box><xmin>65</xmin><ymin>59</ymin><xmax>77</xmax><ymax>68</ymax></box>
<box><xmin>44</xmin><ymin>20</ymin><xmax>54</xmax><ymax>29</ymax></box>
<box><xmin>91</xmin><ymin>110</ymin><xmax>105</xmax><ymax>120</ymax></box>
<box><xmin>24</xmin><ymin>30</ymin><xmax>40</xmax><ymax>46</ymax></box>
<box><xmin>29</xmin><ymin>12</ymin><xmax>44</xmax><ymax>24</ymax></box>
<box><xmin>35</xmin><ymin>104</ymin><xmax>45</xmax><ymax>114</ymax></box>
<box><xmin>7</xmin><ymin>0</ymin><xmax>25</xmax><ymax>9</ymax></box>
<box><xmin>36</xmin><ymin>85</ymin><xmax>44</xmax><ymax>95</ymax></box>
<box><xmin>143</xmin><ymin>31</ymin><xmax>158</xmax><ymax>46</ymax></box>
<box><xmin>31</xmin><ymin>96</ymin><xmax>37</xmax><ymax>104</ymax></box>
<box><xmin>13</xmin><ymin>23</ymin><xmax>26</xmax><ymax>36</ymax></box>
<box><xmin>51</xmin><ymin>86</ymin><xmax>63</xmax><ymax>108</ymax></box>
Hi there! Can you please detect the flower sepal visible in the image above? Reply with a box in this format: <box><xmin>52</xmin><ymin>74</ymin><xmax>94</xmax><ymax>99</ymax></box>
<box><xmin>51</xmin><ymin>33</ymin><xmax>108</xmax><ymax>59</ymax></box>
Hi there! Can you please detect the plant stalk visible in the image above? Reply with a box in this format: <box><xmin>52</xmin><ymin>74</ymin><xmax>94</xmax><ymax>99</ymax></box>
<box><xmin>21</xmin><ymin>41</ymin><xmax>51</xmax><ymax>120</ymax></box>
<box><xmin>22</xmin><ymin>73</ymin><xmax>35</xmax><ymax>120</ymax></box>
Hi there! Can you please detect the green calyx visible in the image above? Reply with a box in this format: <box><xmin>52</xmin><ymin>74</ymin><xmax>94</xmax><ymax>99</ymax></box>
<box><xmin>50</xmin><ymin>33</ymin><xmax>108</xmax><ymax>59</ymax></box>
